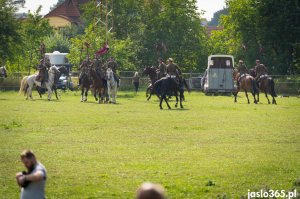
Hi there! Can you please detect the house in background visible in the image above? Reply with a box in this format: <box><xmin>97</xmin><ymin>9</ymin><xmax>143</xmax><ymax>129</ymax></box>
<box><xmin>44</xmin><ymin>0</ymin><xmax>89</xmax><ymax>29</ymax></box>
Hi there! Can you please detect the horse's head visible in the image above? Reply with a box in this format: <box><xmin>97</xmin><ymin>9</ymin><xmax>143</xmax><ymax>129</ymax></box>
<box><xmin>141</xmin><ymin>66</ymin><xmax>150</xmax><ymax>76</ymax></box>
<box><xmin>106</xmin><ymin>68</ymin><xmax>114</xmax><ymax>80</ymax></box>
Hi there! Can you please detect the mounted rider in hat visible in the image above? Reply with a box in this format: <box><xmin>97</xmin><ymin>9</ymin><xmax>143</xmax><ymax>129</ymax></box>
<box><xmin>166</xmin><ymin>58</ymin><xmax>181</xmax><ymax>77</ymax></box>
<box><xmin>36</xmin><ymin>58</ymin><xmax>51</xmax><ymax>87</ymax></box>
<box><xmin>78</xmin><ymin>58</ymin><xmax>90</xmax><ymax>86</ymax></box>
<box><xmin>254</xmin><ymin>60</ymin><xmax>268</xmax><ymax>86</ymax></box>
<box><xmin>157</xmin><ymin>58</ymin><xmax>166</xmax><ymax>79</ymax></box>
<box><xmin>92</xmin><ymin>55</ymin><xmax>104</xmax><ymax>79</ymax></box>
<box><xmin>235</xmin><ymin>60</ymin><xmax>249</xmax><ymax>87</ymax></box>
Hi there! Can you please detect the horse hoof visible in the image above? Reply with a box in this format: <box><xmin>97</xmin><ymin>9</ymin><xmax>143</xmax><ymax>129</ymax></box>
<box><xmin>180</xmin><ymin>106</ymin><xmax>183</xmax><ymax>109</ymax></box>
<box><xmin>160</xmin><ymin>107</ymin><xmax>163</xmax><ymax>110</ymax></box>
<box><xmin>48</xmin><ymin>99</ymin><xmax>50</xmax><ymax>101</ymax></box>
<box><xmin>175</xmin><ymin>104</ymin><xmax>178</xmax><ymax>108</ymax></box>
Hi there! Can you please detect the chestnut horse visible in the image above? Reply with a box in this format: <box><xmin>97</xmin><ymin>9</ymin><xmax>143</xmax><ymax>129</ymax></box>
<box><xmin>232</xmin><ymin>69</ymin><xmax>258</xmax><ymax>104</ymax></box>
<box><xmin>89</xmin><ymin>68</ymin><xmax>106</xmax><ymax>104</ymax></box>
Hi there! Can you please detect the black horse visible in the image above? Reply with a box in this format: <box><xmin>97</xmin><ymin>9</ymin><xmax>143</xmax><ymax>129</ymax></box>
<box><xmin>36</xmin><ymin>66</ymin><xmax>68</xmax><ymax>100</ymax></box>
<box><xmin>154</xmin><ymin>77</ymin><xmax>185</xmax><ymax>109</ymax></box>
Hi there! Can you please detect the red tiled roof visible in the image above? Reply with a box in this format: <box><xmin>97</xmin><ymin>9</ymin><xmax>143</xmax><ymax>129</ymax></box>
<box><xmin>44</xmin><ymin>0</ymin><xmax>89</xmax><ymax>22</ymax></box>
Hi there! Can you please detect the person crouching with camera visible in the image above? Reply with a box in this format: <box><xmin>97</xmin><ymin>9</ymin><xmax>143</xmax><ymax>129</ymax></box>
<box><xmin>16</xmin><ymin>150</ymin><xmax>47</xmax><ymax>199</ymax></box>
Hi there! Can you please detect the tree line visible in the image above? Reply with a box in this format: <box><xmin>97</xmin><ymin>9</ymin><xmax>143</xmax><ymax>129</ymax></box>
<box><xmin>0</xmin><ymin>0</ymin><xmax>299</xmax><ymax>74</ymax></box>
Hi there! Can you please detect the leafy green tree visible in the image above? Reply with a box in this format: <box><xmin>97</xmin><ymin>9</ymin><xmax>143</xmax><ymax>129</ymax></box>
<box><xmin>0</xmin><ymin>0</ymin><xmax>22</xmax><ymax>63</ymax></box>
<box><xmin>44</xmin><ymin>32</ymin><xmax>71</xmax><ymax>53</ymax></box>
<box><xmin>21</xmin><ymin>6</ymin><xmax>53</xmax><ymax>74</ymax></box>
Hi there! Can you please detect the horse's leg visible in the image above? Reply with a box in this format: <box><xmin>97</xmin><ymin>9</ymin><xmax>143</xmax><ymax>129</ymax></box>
<box><xmin>272</xmin><ymin>95</ymin><xmax>277</xmax><ymax>105</ymax></box>
<box><xmin>159</xmin><ymin>94</ymin><xmax>164</xmax><ymax>109</ymax></box>
<box><xmin>245</xmin><ymin>91</ymin><xmax>250</xmax><ymax>104</ymax></box>
<box><xmin>94</xmin><ymin>87</ymin><xmax>98</xmax><ymax>101</ymax></box>
<box><xmin>175</xmin><ymin>93</ymin><xmax>178</xmax><ymax>108</ymax></box>
<box><xmin>265</xmin><ymin>92</ymin><xmax>270</xmax><ymax>104</ymax></box>
<box><xmin>251</xmin><ymin>92</ymin><xmax>257</xmax><ymax>104</ymax></box>
<box><xmin>164</xmin><ymin>96</ymin><xmax>171</xmax><ymax>109</ymax></box>
<box><xmin>80</xmin><ymin>88</ymin><xmax>83</xmax><ymax>102</ymax></box>
<box><xmin>257</xmin><ymin>92</ymin><xmax>260</xmax><ymax>102</ymax></box>
<box><xmin>36</xmin><ymin>87</ymin><xmax>42</xmax><ymax>98</ymax></box>
<box><xmin>84</xmin><ymin>88</ymin><xmax>88</xmax><ymax>102</ymax></box>
<box><xmin>54</xmin><ymin>88</ymin><xmax>59</xmax><ymax>100</ymax></box>
<box><xmin>180</xmin><ymin>90</ymin><xmax>184</xmax><ymax>108</ymax></box>
<box><xmin>46</xmin><ymin>84</ymin><xmax>52</xmax><ymax>101</ymax></box>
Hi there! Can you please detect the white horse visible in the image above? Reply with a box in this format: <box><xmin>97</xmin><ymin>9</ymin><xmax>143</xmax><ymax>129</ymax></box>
<box><xmin>19</xmin><ymin>65</ymin><xmax>60</xmax><ymax>100</ymax></box>
<box><xmin>0</xmin><ymin>66</ymin><xmax>7</xmax><ymax>78</ymax></box>
<box><xmin>106</xmin><ymin>68</ymin><xmax>118</xmax><ymax>104</ymax></box>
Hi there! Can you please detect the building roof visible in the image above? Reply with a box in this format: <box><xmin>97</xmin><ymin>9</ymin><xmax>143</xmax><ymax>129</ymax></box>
<box><xmin>206</xmin><ymin>26</ymin><xmax>224</xmax><ymax>36</ymax></box>
<box><xmin>44</xmin><ymin>0</ymin><xmax>89</xmax><ymax>23</ymax></box>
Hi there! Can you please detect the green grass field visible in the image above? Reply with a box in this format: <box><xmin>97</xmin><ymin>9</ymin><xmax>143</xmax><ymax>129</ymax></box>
<box><xmin>0</xmin><ymin>90</ymin><xmax>299</xmax><ymax>199</ymax></box>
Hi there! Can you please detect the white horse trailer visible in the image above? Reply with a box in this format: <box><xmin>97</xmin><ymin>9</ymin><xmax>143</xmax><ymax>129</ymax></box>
<box><xmin>202</xmin><ymin>55</ymin><xmax>234</xmax><ymax>94</ymax></box>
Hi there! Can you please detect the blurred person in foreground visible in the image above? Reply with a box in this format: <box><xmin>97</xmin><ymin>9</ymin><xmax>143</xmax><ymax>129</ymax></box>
<box><xmin>16</xmin><ymin>150</ymin><xmax>47</xmax><ymax>199</ymax></box>
<box><xmin>136</xmin><ymin>182</ymin><xmax>166</xmax><ymax>199</ymax></box>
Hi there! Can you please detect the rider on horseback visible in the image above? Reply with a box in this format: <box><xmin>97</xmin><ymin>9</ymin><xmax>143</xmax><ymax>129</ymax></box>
<box><xmin>107</xmin><ymin>57</ymin><xmax>120</xmax><ymax>87</ymax></box>
<box><xmin>166</xmin><ymin>58</ymin><xmax>184</xmax><ymax>90</ymax></box>
<box><xmin>36</xmin><ymin>59</ymin><xmax>50</xmax><ymax>87</ymax></box>
<box><xmin>254</xmin><ymin>60</ymin><xmax>268</xmax><ymax>87</ymax></box>
<box><xmin>236</xmin><ymin>60</ymin><xmax>249</xmax><ymax>88</ymax></box>
<box><xmin>78</xmin><ymin>59</ymin><xmax>90</xmax><ymax>86</ymax></box>
<box><xmin>92</xmin><ymin>55</ymin><xmax>104</xmax><ymax>79</ymax></box>
<box><xmin>157</xmin><ymin>58</ymin><xmax>166</xmax><ymax>79</ymax></box>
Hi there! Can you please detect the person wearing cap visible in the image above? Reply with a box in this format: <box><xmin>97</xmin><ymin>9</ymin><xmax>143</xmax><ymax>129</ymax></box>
<box><xmin>78</xmin><ymin>59</ymin><xmax>90</xmax><ymax>86</ymax></box>
<box><xmin>235</xmin><ymin>60</ymin><xmax>248</xmax><ymax>87</ymax></box>
<box><xmin>166</xmin><ymin>58</ymin><xmax>181</xmax><ymax>77</ymax></box>
<box><xmin>237</xmin><ymin>60</ymin><xmax>248</xmax><ymax>75</ymax></box>
<box><xmin>255</xmin><ymin>63</ymin><xmax>268</xmax><ymax>85</ymax></box>
<box><xmin>157</xmin><ymin>58</ymin><xmax>166</xmax><ymax>79</ymax></box>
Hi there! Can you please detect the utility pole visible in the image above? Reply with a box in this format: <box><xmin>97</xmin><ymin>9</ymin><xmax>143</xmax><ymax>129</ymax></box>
<box><xmin>95</xmin><ymin>0</ymin><xmax>113</xmax><ymax>43</ymax></box>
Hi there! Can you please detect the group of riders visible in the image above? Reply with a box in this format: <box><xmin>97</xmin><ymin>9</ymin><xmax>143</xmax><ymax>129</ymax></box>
<box><xmin>236</xmin><ymin>59</ymin><xmax>268</xmax><ymax>88</ymax></box>
<box><xmin>78</xmin><ymin>55</ymin><xmax>119</xmax><ymax>88</ymax></box>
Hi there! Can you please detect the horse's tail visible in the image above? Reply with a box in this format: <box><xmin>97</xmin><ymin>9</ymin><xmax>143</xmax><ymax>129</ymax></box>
<box><xmin>251</xmin><ymin>78</ymin><xmax>258</xmax><ymax>94</ymax></box>
<box><xmin>19</xmin><ymin>76</ymin><xmax>28</xmax><ymax>95</ymax></box>
<box><xmin>269</xmin><ymin>78</ymin><xmax>277</xmax><ymax>97</ymax></box>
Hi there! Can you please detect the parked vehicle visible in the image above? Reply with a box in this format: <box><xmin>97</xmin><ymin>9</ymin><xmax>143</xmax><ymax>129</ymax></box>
<box><xmin>202</xmin><ymin>55</ymin><xmax>235</xmax><ymax>95</ymax></box>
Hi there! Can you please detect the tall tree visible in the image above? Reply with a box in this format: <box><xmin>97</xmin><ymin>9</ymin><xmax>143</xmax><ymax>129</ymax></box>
<box><xmin>0</xmin><ymin>0</ymin><xmax>22</xmax><ymax>63</ymax></box>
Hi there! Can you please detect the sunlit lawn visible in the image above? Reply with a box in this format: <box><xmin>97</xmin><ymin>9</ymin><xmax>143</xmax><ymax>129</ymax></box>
<box><xmin>0</xmin><ymin>90</ymin><xmax>299</xmax><ymax>198</ymax></box>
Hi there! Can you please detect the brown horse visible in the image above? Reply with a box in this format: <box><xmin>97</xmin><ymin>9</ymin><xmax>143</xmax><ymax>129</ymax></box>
<box><xmin>79</xmin><ymin>70</ymin><xmax>90</xmax><ymax>102</ymax></box>
<box><xmin>233</xmin><ymin>69</ymin><xmax>258</xmax><ymax>104</ymax></box>
<box><xmin>89</xmin><ymin>68</ymin><xmax>106</xmax><ymax>104</ymax></box>
<box><xmin>255</xmin><ymin>75</ymin><xmax>277</xmax><ymax>104</ymax></box>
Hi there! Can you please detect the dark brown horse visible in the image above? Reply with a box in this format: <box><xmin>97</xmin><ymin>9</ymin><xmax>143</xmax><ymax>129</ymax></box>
<box><xmin>89</xmin><ymin>67</ymin><xmax>106</xmax><ymax>103</ymax></box>
<box><xmin>233</xmin><ymin>69</ymin><xmax>258</xmax><ymax>104</ymax></box>
<box><xmin>142</xmin><ymin>66</ymin><xmax>158</xmax><ymax>100</ymax></box>
<box><xmin>249</xmin><ymin>68</ymin><xmax>277</xmax><ymax>104</ymax></box>
<box><xmin>79</xmin><ymin>70</ymin><xmax>91</xmax><ymax>102</ymax></box>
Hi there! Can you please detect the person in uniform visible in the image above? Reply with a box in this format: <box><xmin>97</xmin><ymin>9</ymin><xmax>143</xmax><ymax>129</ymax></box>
<box><xmin>166</xmin><ymin>58</ymin><xmax>181</xmax><ymax>76</ymax></box>
<box><xmin>36</xmin><ymin>59</ymin><xmax>48</xmax><ymax>87</ymax></box>
<box><xmin>92</xmin><ymin>55</ymin><xmax>104</xmax><ymax>79</ymax></box>
<box><xmin>107</xmin><ymin>57</ymin><xmax>120</xmax><ymax>87</ymax></box>
<box><xmin>235</xmin><ymin>60</ymin><xmax>248</xmax><ymax>87</ymax></box>
<box><xmin>255</xmin><ymin>63</ymin><xmax>268</xmax><ymax>86</ymax></box>
<box><xmin>78</xmin><ymin>59</ymin><xmax>89</xmax><ymax>86</ymax></box>
<box><xmin>157</xmin><ymin>58</ymin><xmax>166</xmax><ymax>79</ymax></box>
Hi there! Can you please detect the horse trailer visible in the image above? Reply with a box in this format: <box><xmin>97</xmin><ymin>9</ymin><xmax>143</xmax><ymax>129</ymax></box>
<box><xmin>202</xmin><ymin>55</ymin><xmax>234</xmax><ymax>94</ymax></box>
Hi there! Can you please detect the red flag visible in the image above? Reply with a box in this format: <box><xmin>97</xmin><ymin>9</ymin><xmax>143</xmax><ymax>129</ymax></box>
<box><xmin>95</xmin><ymin>43</ymin><xmax>109</xmax><ymax>56</ymax></box>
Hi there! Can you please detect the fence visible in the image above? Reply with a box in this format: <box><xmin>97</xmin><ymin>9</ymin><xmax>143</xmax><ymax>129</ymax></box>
<box><xmin>1</xmin><ymin>72</ymin><xmax>299</xmax><ymax>94</ymax></box>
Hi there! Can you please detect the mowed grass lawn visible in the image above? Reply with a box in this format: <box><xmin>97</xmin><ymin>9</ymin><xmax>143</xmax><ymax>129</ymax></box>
<box><xmin>0</xmin><ymin>90</ymin><xmax>299</xmax><ymax>199</ymax></box>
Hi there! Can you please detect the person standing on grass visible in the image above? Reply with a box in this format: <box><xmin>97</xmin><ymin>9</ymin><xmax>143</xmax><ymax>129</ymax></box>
<box><xmin>16</xmin><ymin>150</ymin><xmax>47</xmax><ymax>199</ymax></box>
<box><xmin>132</xmin><ymin>71</ymin><xmax>140</xmax><ymax>93</ymax></box>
